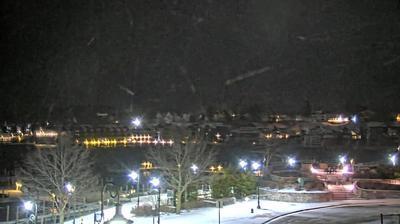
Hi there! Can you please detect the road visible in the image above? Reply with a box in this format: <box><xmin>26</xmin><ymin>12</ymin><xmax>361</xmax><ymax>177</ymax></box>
<box><xmin>267</xmin><ymin>204</ymin><xmax>400</xmax><ymax>224</ymax></box>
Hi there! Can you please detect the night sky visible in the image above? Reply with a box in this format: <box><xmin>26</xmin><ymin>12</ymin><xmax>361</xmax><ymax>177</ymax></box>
<box><xmin>1</xmin><ymin>0</ymin><xmax>400</xmax><ymax>122</ymax></box>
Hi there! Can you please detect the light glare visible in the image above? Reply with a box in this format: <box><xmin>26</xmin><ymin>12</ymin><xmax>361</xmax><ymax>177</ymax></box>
<box><xmin>239</xmin><ymin>160</ymin><xmax>248</xmax><ymax>169</ymax></box>
<box><xmin>129</xmin><ymin>171</ymin><xmax>138</xmax><ymax>180</ymax></box>
<box><xmin>150</xmin><ymin>177</ymin><xmax>160</xmax><ymax>187</ymax></box>
<box><xmin>24</xmin><ymin>201</ymin><xmax>34</xmax><ymax>211</ymax></box>
<box><xmin>251</xmin><ymin>161</ymin><xmax>261</xmax><ymax>170</ymax></box>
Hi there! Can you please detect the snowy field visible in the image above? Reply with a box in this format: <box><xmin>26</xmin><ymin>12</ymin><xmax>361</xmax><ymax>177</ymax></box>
<box><xmin>65</xmin><ymin>199</ymin><xmax>400</xmax><ymax>224</ymax></box>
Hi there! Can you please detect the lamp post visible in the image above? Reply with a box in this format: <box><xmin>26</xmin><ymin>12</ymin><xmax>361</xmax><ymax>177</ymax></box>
<box><xmin>257</xmin><ymin>185</ymin><xmax>261</xmax><ymax>209</ymax></box>
<box><xmin>96</xmin><ymin>182</ymin><xmax>133</xmax><ymax>224</ymax></box>
<box><xmin>65</xmin><ymin>183</ymin><xmax>75</xmax><ymax>224</ymax></box>
<box><xmin>150</xmin><ymin>177</ymin><xmax>161</xmax><ymax>224</ymax></box>
<box><xmin>251</xmin><ymin>161</ymin><xmax>262</xmax><ymax>209</ymax></box>
<box><xmin>251</xmin><ymin>161</ymin><xmax>261</xmax><ymax>176</ymax></box>
<box><xmin>24</xmin><ymin>201</ymin><xmax>38</xmax><ymax>224</ymax></box>
<box><xmin>129</xmin><ymin>170</ymin><xmax>141</xmax><ymax>208</ymax></box>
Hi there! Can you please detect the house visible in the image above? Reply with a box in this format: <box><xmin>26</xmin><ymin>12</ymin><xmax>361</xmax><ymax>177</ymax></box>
<box><xmin>364</xmin><ymin>122</ymin><xmax>387</xmax><ymax>141</ymax></box>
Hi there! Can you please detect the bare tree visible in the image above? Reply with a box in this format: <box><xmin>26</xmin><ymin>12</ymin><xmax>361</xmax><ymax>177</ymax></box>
<box><xmin>19</xmin><ymin>133</ymin><xmax>97</xmax><ymax>224</ymax></box>
<box><xmin>147</xmin><ymin>138</ymin><xmax>215</xmax><ymax>214</ymax></box>
<box><xmin>252</xmin><ymin>140</ymin><xmax>284</xmax><ymax>174</ymax></box>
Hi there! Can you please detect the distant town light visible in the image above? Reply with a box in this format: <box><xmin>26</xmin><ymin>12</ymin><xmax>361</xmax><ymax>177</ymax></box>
<box><xmin>35</xmin><ymin>128</ymin><xmax>58</xmax><ymax>138</ymax></box>
<box><xmin>15</xmin><ymin>182</ymin><xmax>22</xmax><ymax>191</ymax></box>
<box><xmin>217</xmin><ymin>165</ymin><xmax>223</xmax><ymax>171</ymax></box>
<box><xmin>351</xmin><ymin>115</ymin><xmax>358</xmax><ymax>123</ymax></box>
<box><xmin>328</xmin><ymin>115</ymin><xmax>349</xmax><ymax>124</ymax></box>
<box><xmin>210</xmin><ymin>166</ymin><xmax>215</xmax><ymax>172</ymax></box>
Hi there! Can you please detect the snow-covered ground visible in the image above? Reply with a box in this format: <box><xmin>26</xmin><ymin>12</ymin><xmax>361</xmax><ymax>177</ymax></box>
<box><xmin>65</xmin><ymin>199</ymin><xmax>400</xmax><ymax>224</ymax></box>
<box><xmin>268</xmin><ymin>204</ymin><xmax>400</xmax><ymax>224</ymax></box>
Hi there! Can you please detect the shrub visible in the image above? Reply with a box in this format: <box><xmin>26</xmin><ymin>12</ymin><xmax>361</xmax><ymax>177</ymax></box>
<box><xmin>211</xmin><ymin>169</ymin><xmax>256</xmax><ymax>199</ymax></box>
<box><xmin>182</xmin><ymin>200</ymin><xmax>214</xmax><ymax>209</ymax></box>
<box><xmin>132</xmin><ymin>205</ymin><xmax>155</xmax><ymax>217</ymax></box>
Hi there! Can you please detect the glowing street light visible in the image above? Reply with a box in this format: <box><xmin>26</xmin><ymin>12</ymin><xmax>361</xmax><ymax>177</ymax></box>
<box><xmin>339</xmin><ymin>155</ymin><xmax>346</xmax><ymax>165</ymax></box>
<box><xmin>129</xmin><ymin>170</ymin><xmax>141</xmax><ymax>208</ymax></box>
<box><xmin>150</xmin><ymin>177</ymin><xmax>160</xmax><ymax>188</ymax></box>
<box><xmin>389</xmin><ymin>154</ymin><xmax>397</xmax><ymax>166</ymax></box>
<box><xmin>351</xmin><ymin>115</ymin><xmax>358</xmax><ymax>123</ymax></box>
<box><xmin>149</xmin><ymin>177</ymin><xmax>161</xmax><ymax>224</ymax></box>
<box><xmin>191</xmin><ymin>164</ymin><xmax>198</xmax><ymax>173</ymax></box>
<box><xmin>251</xmin><ymin>161</ymin><xmax>261</xmax><ymax>171</ymax></box>
<box><xmin>65</xmin><ymin>183</ymin><xmax>75</xmax><ymax>194</ymax></box>
<box><xmin>287</xmin><ymin>157</ymin><xmax>296</xmax><ymax>167</ymax></box>
<box><xmin>210</xmin><ymin>166</ymin><xmax>216</xmax><ymax>172</ymax></box>
<box><xmin>239</xmin><ymin>160</ymin><xmax>248</xmax><ymax>170</ymax></box>
<box><xmin>217</xmin><ymin>165</ymin><xmax>223</xmax><ymax>172</ymax></box>
<box><xmin>24</xmin><ymin>201</ymin><xmax>34</xmax><ymax>211</ymax></box>
<box><xmin>15</xmin><ymin>182</ymin><xmax>22</xmax><ymax>191</ymax></box>
<box><xmin>131</xmin><ymin>117</ymin><xmax>142</xmax><ymax>128</ymax></box>
<box><xmin>129</xmin><ymin>171</ymin><xmax>138</xmax><ymax>180</ymax></box>
<box><xmin>24</xmin><ymin>201</ymin><xmax>38</xmax><ymax>223</ymax></box>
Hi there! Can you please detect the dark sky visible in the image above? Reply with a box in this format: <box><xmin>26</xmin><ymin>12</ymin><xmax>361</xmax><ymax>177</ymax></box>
<box><xmin>1</xmin><ymin>0</ymin><xmax>400</xmax><ymax>122</ymax></box>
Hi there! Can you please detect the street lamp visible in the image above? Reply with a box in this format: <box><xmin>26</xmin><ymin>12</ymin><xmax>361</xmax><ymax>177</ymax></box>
<box><xmin>191</xmin><ymin>164</ymin><xmax>198</xmax><ymax>174</ymax></box>
<box><xmin>257</xmin><ymin>185</ymin><xmax>261</xmax><ymax>209</ymax></box>
<box><xmin>251</xmin><ymin>161</ymin><xmax>261</xmax><ymax>176</ymax></box>
<box><xmin>24</xmin><ymin>201</ymin><xmax>38</xmax><ymax>224</ymax></box>
<box><xmin>98</xmin><ymin>182</ymin><xmax>133</xmax><ymax>224</ymax></box>
<box><xmin>251</xmin><ymin>161</ymin><xmax>261</xmax><ymax>171</ymax></box>
<box><xmin>131</xmin><ymin>117</ymin><xmax>142</xmax><ymax>128</ymax></box>
<box><xmin>150</xmin><ymin>177</ymin><xmax>161</xmax><ymax>224</ymax></box>
<box><xmin>239</xmin><ymin>160</ymin><xmax>248</xmax><ymax>170</ymax></box>
<box><xmin>65</xmin><ymin>182</ymin><xmax>75</xmax><ymax>194</ymax></box>
<box><xmin>351</xmin><ymin>115</ymin><xmax>358</xmax><ymax>123</ymax></box>
<box><xmin>129</xmin><ymin>170</ymin><xmax>141</xmax><ymax>209</ymax></box>
<box><xmin>389</xmin><ymin>154</ymin><xmax>397</xmax><ymax>166</ymax></box>
<box><xmin>339</xmin><ymin>155</ymin><xmax>346</xmax><ymax>165</ymax></box>
<box><xmin>250</xmin><ymin>161</ymin><xmax>262</xmax><ymax>209</ymax></box>
<box><xmin>65</xmin><ymin>183</ymin><xmax>76</xmax><ymax>223</ymax></box>
<box><xmin>287</xmin><ymin>157</ymin><xmax>296</xmax><ymax>167</ymax></box>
